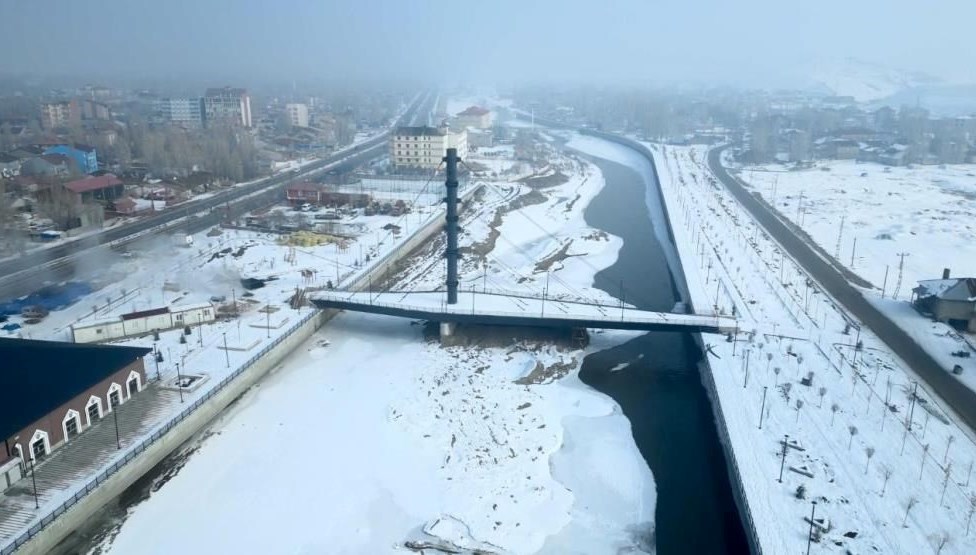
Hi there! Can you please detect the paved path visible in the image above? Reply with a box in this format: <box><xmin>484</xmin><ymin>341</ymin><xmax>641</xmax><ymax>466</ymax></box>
<box><xmin>707</xmin><ymin>145</ymin><xmax>976</xmax><ymax>434</ymax></box>
<box><xmin>0</xmin><ymin>386</ymin><xmax>179</xmax><ymax>544</ymax></box>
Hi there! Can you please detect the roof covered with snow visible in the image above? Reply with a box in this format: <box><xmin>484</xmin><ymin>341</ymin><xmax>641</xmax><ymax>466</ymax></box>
<box><xmin>915</xmin><ymin>278</ymin><xmax>976</xmax><ymax>302</ymax></box>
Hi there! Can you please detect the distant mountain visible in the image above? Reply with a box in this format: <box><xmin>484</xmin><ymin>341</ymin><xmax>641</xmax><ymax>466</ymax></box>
<box><xmin>806</xmin><ymin>58</ymin><xmax>942</xmax><ymax>103</ymax></box>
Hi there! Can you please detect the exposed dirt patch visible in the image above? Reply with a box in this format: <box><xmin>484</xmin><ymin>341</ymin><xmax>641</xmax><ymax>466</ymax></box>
<box><xmin>520</xmin><ymin>170</ymin><xmax>568</xmax><ymax>190</ymax></box>
<box><xmin>534</xmin><ymin>241</ymin><xmax>585</xmax><ymax>273</ymax></box>
<box><xmin>515</xmin><ymin>357</ymin><xmax>579</xmax><ymax>385</ymax></box>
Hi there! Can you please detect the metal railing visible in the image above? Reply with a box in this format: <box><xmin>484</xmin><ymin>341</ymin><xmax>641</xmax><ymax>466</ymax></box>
<box><xmin>1</xmin><ymin>308</ymin><xmax>321</xmax><ymax>554</ymax></box>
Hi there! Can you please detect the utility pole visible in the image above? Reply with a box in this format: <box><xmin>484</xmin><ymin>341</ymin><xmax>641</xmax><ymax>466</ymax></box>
<box><xmin>223</xmin><ymin>332</ymin><xmax>229</xmax><ymax>368</ymax></box>
<box><xmin>176</xmin><ymin>362</ymin><xmax>184</xmax><ymax>403</ymax></box>
<box><xmin>795</xmin><ymin>190</ymin><xmax>804</xmax><ymax>222</ymax></box>
<box><xmin>759</xmin><ymin>386</ymin><xmax>768</xmax><ymax>429</ymax></box>
<box><xmin>113</xmin><ymin>401</ymin><xmax>121</xmax><ymax>450</ymax></box>
<box><xmin>881</xmin><ymin>265</ymin><xmax>889</xmax><ymax>298</ymax></box>
<box><xmin>893</xmin><ymin>253</ymin><xmax>909</xmax><ymax>300</ymax></box>
<box><xmin>850</xmin><ymin>237</ymin><xmax>857</xmax><ymax>268</ymax></box>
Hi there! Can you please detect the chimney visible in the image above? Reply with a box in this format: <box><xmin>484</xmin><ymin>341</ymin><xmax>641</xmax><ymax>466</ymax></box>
<box><xmin>943</xmin><ymin>268</ymin><xmax>951</xmax><ymax>280</ymax></box>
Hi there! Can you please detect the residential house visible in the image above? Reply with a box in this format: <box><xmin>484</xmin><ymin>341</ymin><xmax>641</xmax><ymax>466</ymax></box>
<box><xmin>0</xmin><ymin>338</ymin><xmax>150</xmax><ymax>492</ymax></box>
<box><xmin>19</xmin><ymin>154</ymin><xmax>74</xmax><ymax>178</ymax></box>
<box><xmin>0</xmin><ymin>153</ymin><xmax>21</xmax><ymax>176</ymax></box>
<box><xmin>913</xmin><ymin>272</ymin><xmax>976</xmax><ymax>332</ymax></box>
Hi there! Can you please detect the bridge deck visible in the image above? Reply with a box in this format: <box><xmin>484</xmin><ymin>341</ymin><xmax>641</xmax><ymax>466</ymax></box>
<box><xmin>310</xmin><ymin>291</ymin><xmax>738</xmax><ymax>334</ymax></box>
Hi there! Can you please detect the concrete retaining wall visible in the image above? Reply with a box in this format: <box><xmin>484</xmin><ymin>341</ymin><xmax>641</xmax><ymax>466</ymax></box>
<box><xmin>580</xmin><ymin>130</ymin><xmax>763</xmax><ymax>554</ymax></box>
<box><xmin>14</xmin><ymin>184</ymin><xmax>480</xmax><ymax>554</ymax></box>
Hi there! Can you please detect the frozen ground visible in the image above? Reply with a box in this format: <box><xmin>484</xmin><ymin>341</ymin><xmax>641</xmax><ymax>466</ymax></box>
<box><xmin>657</xmin><ymin>144</ymin><xmax>976</xmax><ymax>553</ymax></box>
<box><xmin>90</xmin><ymin>128</ymin><xmax>657</xmax><ymax>554</ymax></box>
<box><xmin>730</xmin><ymin>159</ymin><xmax>976</xmax><ymax>391</ymax></box>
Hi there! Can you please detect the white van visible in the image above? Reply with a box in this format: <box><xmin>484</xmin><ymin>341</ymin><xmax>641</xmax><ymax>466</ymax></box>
<box><xmin>300</xmin><ymin>203</ymin><xmax>312</xmax><ymax>212</ymax></box>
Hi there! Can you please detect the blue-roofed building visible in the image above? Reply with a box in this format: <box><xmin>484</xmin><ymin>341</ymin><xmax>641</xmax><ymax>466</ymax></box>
<box><xmin>0</xmin><ymin>338</ymin><xmax>150</xmax><ymax>492</ymax></box>
<box><xmin>43</xmin><ymin>144</ymin><xmax>99</xmax><ymax>174</ymax></box>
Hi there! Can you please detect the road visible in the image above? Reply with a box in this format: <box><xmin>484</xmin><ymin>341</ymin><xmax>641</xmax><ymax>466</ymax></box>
<box><xmin>0</xmin><ymin>91</ymin><xmax>434</xmax><ymax>299</ymax></box>
<box><xmin>706</xmin><ymin>145</ymin><xmax>976</xmax><ymax>434</ymax></box>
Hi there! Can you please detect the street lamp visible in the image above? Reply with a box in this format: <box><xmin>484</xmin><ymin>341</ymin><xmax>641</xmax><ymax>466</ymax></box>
<box><xmin>28</xmin><ymin>453</ymin><xmax>39</xmax><ymax>509</ymax></box>
<box><xmin>176</xmin><ymin>362</ymin><xmax>185</xmax><ymax>403</ymax></box>
<box><xmin>223</xmin><ymin>332</ymin><xmax>229</xmax><ymax>368</ymax></box>
<box><xmin>112</xmin><ymin>398</ymin><xmax>121</xmax><ymax>450</ymax></box>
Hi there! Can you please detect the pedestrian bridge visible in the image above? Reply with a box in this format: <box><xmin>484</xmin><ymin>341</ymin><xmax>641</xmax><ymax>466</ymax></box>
<box><xmin>310</xmin><ymin>290</ymin><xmax>738</xmax><ymax>334</ymax></box>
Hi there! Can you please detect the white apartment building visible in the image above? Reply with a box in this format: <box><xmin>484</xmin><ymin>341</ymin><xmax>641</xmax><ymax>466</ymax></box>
<box><xmin>155</xmin><ymin>97</ymin><xmax>204</xmax><ymax>127</ymax></box>
<box><xmin>285</xmin><ymin>103</ymin><xmax>309</xmax><ymax>128</ymax></box>
<box><xmin>203</xmin><ymin>87</ymin><xmax>252</xmax><ymax>128</ymax></box>
<box><xmin>391</xmin><ymin>126</ymin><xmax>468</xmax><ymax>169</ymax></box>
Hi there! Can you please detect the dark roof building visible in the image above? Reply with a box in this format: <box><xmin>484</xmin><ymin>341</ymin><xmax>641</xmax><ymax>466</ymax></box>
<box><xmin>913</xmin><ymin>275</ymin><xmax>976</xmax><ymax>332</ymax></box>
<box><xmin>0</xmin><ymin>338</ymin><xmax>150</xmax><ymax>489</ymax></box>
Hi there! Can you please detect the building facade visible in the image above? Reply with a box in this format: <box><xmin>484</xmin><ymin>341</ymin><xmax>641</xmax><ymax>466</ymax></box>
<box><xmin>155</xmin><ymin>97</ymin><xmax>205</xmax><ymax>127</ymax></box>
<box><xmin>390</xmin><ymin>126</ymin><xmax>468</xmax><ymax>169</ymax></box>
<box><xmin>456</xmin><ymin>106</ymin><xmax>491</xmax><ymax>129</ymax></box>
<box><xmin>0</xmin><ymin>339</ymin><xmax>150</xmax><ymax>492</ymax></box>
<box><xmin>203</xmin><ymin>87</ymin><xmax>252</xmax><ymax>128</ymax></box>
<box><xmin>44</xmin><ymin>144</ymin><xmax>98</xmax><ymax>174</ymax></box>
<box><xmin>285</xmin><ymin>103</ymin><xmax>310</xmax><ymax>128</ymax></box>
<box><xmin>71</xmin><ymin>302</ymin><xmax>215</xmax><ymax>343</ymax></box>
<box><xmin>40</xmin><ymin>100</ymin><xmax>81</xmax><ymax>130</ymax></box>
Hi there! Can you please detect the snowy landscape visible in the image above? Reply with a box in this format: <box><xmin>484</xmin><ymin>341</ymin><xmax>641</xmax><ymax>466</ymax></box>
<box><xmin>658</xmin><ymin>143</ymin><xmax>976</xmax><ymax>553</ymax></box>
<box><xmin>728</xmin><ymin>158</ymin><xmax>976</xmax><ymax>392</ymax></box>
<box><xmin>71</xmin><ymin>125</ymin><xmax>662</xmax><ymax>554</ymax></box>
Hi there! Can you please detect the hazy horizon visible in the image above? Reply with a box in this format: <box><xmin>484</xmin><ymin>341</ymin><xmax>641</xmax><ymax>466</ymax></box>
<box><xmin>2</xmin><ymin>0</ymin><xmax>976</xmax><ymax>90</ymax></box>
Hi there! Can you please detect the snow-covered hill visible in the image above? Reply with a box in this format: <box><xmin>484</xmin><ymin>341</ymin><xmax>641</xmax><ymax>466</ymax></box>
<box><xmin>807</xmin><ymin>58</ymin><xmax>942</xmax><ymax>103</ymax></box>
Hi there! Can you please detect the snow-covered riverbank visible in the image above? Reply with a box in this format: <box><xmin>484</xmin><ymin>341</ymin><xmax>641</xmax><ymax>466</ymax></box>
<box><xmin>93</xmin><ymin>132</ymin><xmax>657</xmax><ymax>554</ymax></box>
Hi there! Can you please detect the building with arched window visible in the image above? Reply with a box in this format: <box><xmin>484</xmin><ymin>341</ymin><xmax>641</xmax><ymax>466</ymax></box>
<box><xmin>0</xmin><ymin>338</ymin><xmax>150</xmax><ymax>492</ymax></box>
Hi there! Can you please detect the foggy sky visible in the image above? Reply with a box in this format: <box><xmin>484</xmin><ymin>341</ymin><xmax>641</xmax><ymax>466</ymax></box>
<box><xmin>2</xmin><ymin>0</ymin><xmax>975</xmax><ymax>87</ymax></box>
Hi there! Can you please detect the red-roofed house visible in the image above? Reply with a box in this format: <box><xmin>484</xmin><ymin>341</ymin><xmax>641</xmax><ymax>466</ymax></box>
<box><xmin>456</xmin><ymin>106</ymin><xmax>491</xmax><ymax>129</ymax></box>
<box><xmin>64</xmin><ymin>174</ymin><xmax>124</xmax><ymax>203</ymax></box>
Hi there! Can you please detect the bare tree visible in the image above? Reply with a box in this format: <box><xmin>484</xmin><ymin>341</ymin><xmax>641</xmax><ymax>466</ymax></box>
<box><xmin>881</xmin><ymin>466</ymin><xmax>893</xmax><ymax>497</ymax></box>
<box><xmin>766</xmin><ymin>352</ymin><xmax>773</xmax><ymax>372</ymax></box>
<box><xmin>935</xmin><ymin>531</ymin><xmax>950</xmax><ymax>554</ymax></box>
<box><xmin>831</xmin><ymin>403</ymin><xmax>840</xmax><ymax>427</ymax></box>
<box><xmin>773</xmin><ymin>366</ymin><xmax>781</xmax><ymax>386</ymax></box>
<box><xmin>941</xmin><ymin>463</ymin><xmax>953</xmax><ymax>505</ymax></box>
<box><xmin>795</xmin><ymin>399</ymin><xmax>804</xmax><ymax>423</ymax></box>
<box><xmin>945</xmin><ymin>435</ymin><xmax>956</xmax><ymax>463</ymax></box>
<box><xmin>865</xmin><ymin>446</ymin><xmax>875</xmax><ymax>474</ymax></box>
<box><xmin>903</xmin><ymin>496</ymin><xmax>918</xmax><ymax>527</ymax></box>
<box><xmin>783</xmin><ymin>382</ymin><xmax>793</xmax><ymax>403</ymax></box>
<box><xmin>920</xmin><ymin>443</ymin><xmax>931</xmax><ymax>479</ymax></box>
<box><xmin>966</xmin><ymin>494</ymin><xmax>976</xmax><ymax>536</ymax></box>
<box><xmin>818</xmin><ymin>386</ymin><xmax>827</xmax><ymax>408</ymax></box>
<box><xmin>848</xmin><ymin>425</ymin><xmax>858</xmax><ymax>450</ymax></box>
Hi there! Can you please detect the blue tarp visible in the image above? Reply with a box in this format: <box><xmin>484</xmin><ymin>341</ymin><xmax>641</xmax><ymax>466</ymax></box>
<box><xmin>0</xmin><ymin>281</ymin><xmax>93</xmax><ymax>317</ymax></box>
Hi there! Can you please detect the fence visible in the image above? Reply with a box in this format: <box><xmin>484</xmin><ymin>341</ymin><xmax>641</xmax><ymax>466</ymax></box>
<box><xmin>1</xmin><ymin>308</ymin><xmax>321</xmax><ymax>555</ymax></box>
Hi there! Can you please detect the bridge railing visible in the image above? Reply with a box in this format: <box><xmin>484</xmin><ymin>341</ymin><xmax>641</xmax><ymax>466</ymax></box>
<box><xmin>313</xmin><ymin>292</ymin><xmax>733</xmax><ymax>329</ymax></box>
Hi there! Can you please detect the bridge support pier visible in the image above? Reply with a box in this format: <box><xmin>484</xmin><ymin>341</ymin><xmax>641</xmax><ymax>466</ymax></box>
<box><xmin>444</xmin><ymin>147</ymin><xmax>460</xmax><ymax>305</ymax></box>
<box><xmin>439</xmin><ymin>321</ymin><xmax>457</xmax><ymax>338</ymax></box>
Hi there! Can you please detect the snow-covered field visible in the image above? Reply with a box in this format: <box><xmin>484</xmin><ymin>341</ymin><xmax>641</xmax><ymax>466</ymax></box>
<box><xmin>731</xmin><ymin>159</ymin><xmax>976</xmax><ymax>387</ymax></box>
<box><xmin>90</xmin><ymin>130</ymin><xmax>657</xmax><ymax>554</ymax></box>
<box><xmin>659</xmin><ymin>144</ymin><xmax>976</xmax><ymax>553</ymax></box>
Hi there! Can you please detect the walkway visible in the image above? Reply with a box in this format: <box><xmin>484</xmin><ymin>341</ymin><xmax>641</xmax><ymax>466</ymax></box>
<box><xmin>0</xmin><ymin>385</ymin><xmax>179</xmax><ymax>543</ymax></box>
<box><xmin>311</xmin><ymin>290</ymin><xmax>739</xmax><ymax>334</ymax></box>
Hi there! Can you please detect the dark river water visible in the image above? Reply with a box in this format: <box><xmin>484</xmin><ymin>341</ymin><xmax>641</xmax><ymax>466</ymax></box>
<box><xmin>578</xmin><ymin>151</ymin><xmax>750</xmax><ymax>554</ymax></box>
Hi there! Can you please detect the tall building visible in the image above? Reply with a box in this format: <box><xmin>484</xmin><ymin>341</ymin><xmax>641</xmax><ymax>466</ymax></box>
<box><xmin>40</xmin><ymin>100</ymin><xmax>81</xmax><ymax>130</ymax></box>
<box><xmin>155</xmin><ymin>97</ymin><xmax>204</xmax><ymax>127</ymax></box>
<box><xmin>390</xmin><ymin>126</ymin><xmax>468</xmax><ymax>169</ymax></box>
<box><xmin>79</xmin><ymin>99</ymin><xmax>111</xmax><ymax>121</ymax></box>
<box><xmin>285</xmin><ymin>103</ymin><xmax>309</xmax><ymax>128</ymax></box>
<box><xmin>203</xmin><ymin>87</ymin><xmax>252</xmax><ymax>128</ymax></box>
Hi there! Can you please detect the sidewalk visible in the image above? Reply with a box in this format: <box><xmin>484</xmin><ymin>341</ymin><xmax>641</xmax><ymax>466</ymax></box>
<box><xmin>0</xmin><ymin>385</ymin><xmax>180</xmax><ymax>542</ymax></box>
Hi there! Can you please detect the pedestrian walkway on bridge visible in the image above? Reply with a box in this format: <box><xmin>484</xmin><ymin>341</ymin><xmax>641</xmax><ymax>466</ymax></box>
<box><xmin>311</xmin><ymin>290</ymin><xmax>739</xmax><ymax>334</ymax></box>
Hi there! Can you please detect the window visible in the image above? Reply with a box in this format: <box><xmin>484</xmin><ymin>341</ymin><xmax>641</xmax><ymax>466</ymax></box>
<box><xmin>87</xmin><ymin>401</ymin><xmax>101</xmax><ymax>423</ymax></box>
<box><xmin>128</xmin><ymin>377</ymin><xmax>139</xmax><ymax>397</ymax></box>
<box><xmin>110</xmin><ymin>390</ymin><xmax>121</xmax><ymax>408</ymax></box>
<box><xmin>65</xmin><ymin>416</ymin><xmax>79</xmax><ymax>438</ymax></box>
<box><xmin>31</xmin><ymin>439</ymin><xmax>46</xmax><ymax>460</ymax></box>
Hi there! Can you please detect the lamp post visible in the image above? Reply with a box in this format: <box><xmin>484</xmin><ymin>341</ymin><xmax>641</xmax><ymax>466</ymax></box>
<box><xmin>806</xmin><ymin>500</ymin><xmax>818</xmax><ymax>555</ymax></box>
<box><xmin>778</xmin><ymin>434</ymin><xmax>789</xmax><ymax>483</ymax></box>
<box><xmin>153</xmin><ymin>342</ymin><xmax>161</xmax><ymax>381</ymax></box>
<box><xmin>28</xmin><ymin>454</ymin><xmax>39</xmax><ymax>509</ymax></box>
<box><xmin>112</xmin><ymin>399</ymin><xmax>121</xmax><ymax>450</ymax></box>
<box><xmin>223</xmin><ymin>332</ymin><xmax>229</xmax><ymax>368</ymax></box>
<box><xmin>176</xmin><ymin>362</ymin><xmax>184</xmax><ymax>403</ymax></box>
